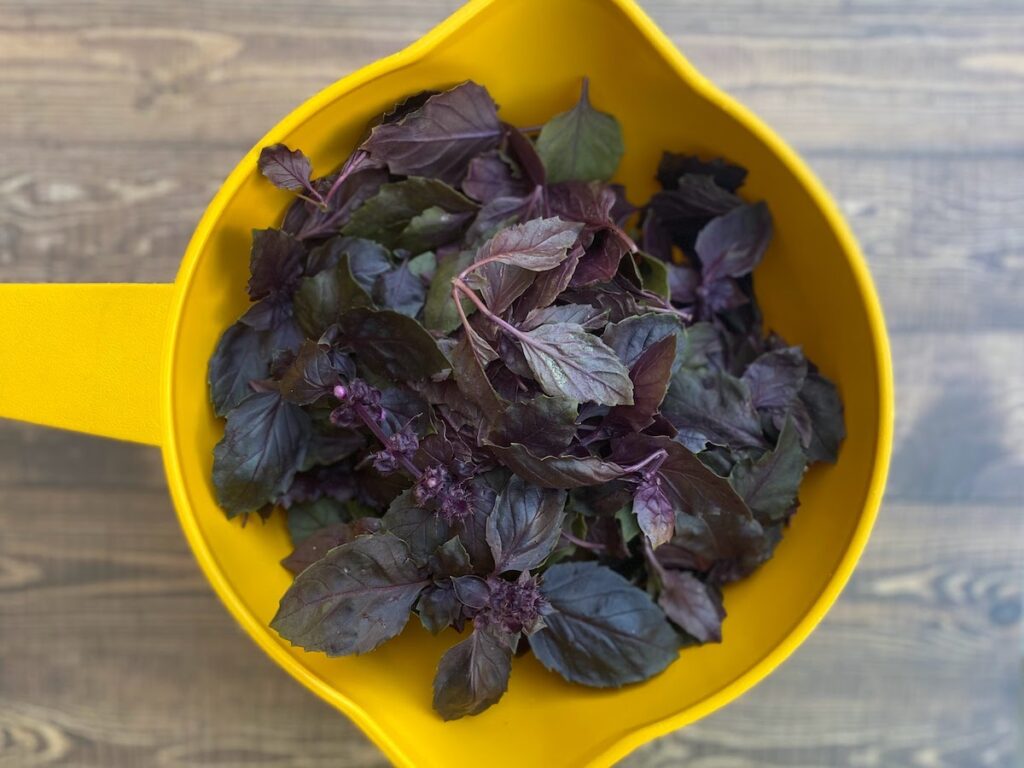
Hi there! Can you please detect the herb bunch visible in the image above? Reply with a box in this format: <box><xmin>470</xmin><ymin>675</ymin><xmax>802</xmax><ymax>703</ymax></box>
<box><xmin>208</xmin><ymin>80</ymin><xmax>845</xmax><ymax>720</ymax></box>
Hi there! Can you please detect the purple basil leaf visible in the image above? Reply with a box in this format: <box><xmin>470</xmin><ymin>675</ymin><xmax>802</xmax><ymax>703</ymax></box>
<box><xmin>417</xmin><ymin>581</ymin><xmax>463</xmax><ymax>634</ymax></box>
<box><xmin>514</xmin><ymin>247</ymin><xmax>581</xmax><ymax>316</ymax></box>
<box><xmin>729</xmin><ymin>416</ymin><xmax>807</xmax><ymax>523</ymax></box>
<box><xmin>504</xmin><ymin>124</ymin><xmax>546</xmax><ymax>186</ymax></box>
<box><xmin>742</xmin><ymin>346</ymin><xmax>808</xmax><ymax>411</ymax></box>
<box><xmin>486</xmin><ymin>442</ymin><xmax>623</xmax><ymax>489</ymax></box>
<box><xmin>342</xmin><ymin>177</ymin><xmax>477</xmax><ymax>251</ymax></box>
<box><xmin>491</xmin><ymin>395</ymin><xmax>578</xmax><ymax>456</ymax></box>
<box><xmin>603</xmin><ymin>313</ymin><xmax>686</xmax><ymax>371</ymax></box>
<box><xmin>453</xmin><ymin>574</ymin><xmax>490</xmax><ymax>609</ymax></box>
<box><xmin>450</xmin><ymin>332</ymin><xmax>505</xmax><ymax>415</ymax></box>
<box><xmin>656</xmin><ymin>569</ymin><xmax>725</xmax><ymax>643</ymax></box>
<box><xmin>453</xmin><ymin>476</ymin><xmax>498</xmax><ymax>574</ymax></box>
<box><xmin>299</xmin><ymin>427</ymin><xmax>365</xmax><ymax>471</ymax></box>
<box><xmin>650</xmin><ymin>175</ymin><xmax>742</xmax><ymax>225</ymax></box>
<box><xmin>281</xmin><ymin>518</ymin><xmax>383</xmax><ymax>575</ymax></box>
<box><xmin>536</xmin><ymin>80</ymin><xmax>624</xmax><ymax>184</ymax></box>
<box><xmin>641</xmin><ymin>210</ymin><xmax>673</xmax><ymax>262</ymax></box>
<box><xmin>560</xmin><ymin>283</ymin><xmax>642</xmax><ymax>323</ymax></box>
<box><xmin>697</xmin><ymin>202</ymin><xmax>773</xmax><ymax>284</ymax></box>
<box><xmin>374</xmin><ymin>260</ymin><xmax>428</xmax><ymax>317</ymax></box>
<box><xmin>799</xmin><ymin>371</ymin><xmax>846</xmax><ymax>464</ymax></box>
<box><xmin>521</xmin><ymin>303</ymin><xmax>608</xmax><ymax>332</ymax></box>
<box><xmin>276</xmin><ymin>340</ymin><xmax>352</xmax><ymax>405</ymax></box>
<box><xmin>471</xmin><ymin>262</ymin><xmax>534</xmax><ymax>316</ymax></box>
<box><xmin>546</xmin><ymin>181</ymin><xmax>616</xmax><ymax>228</ymax></box>
<box><xmin>382</xmin><ymin>491</ymin><xmax>452</xmax><ymax>566</ymax></box>
<box><xmin>605</xmin><ymin>333</ymin><xmax>676</xmax><ymax>432</ymax></box>
<box><xmin>286</xmin><ymin>497</ymin><xmax>348</xmax><ymax>543</ymax></box>
<box><xmin>213</xmin><ymin>392</ymin><xmax>312</xmax><ymax>517</ymax></box>
<box><xmin>473</xmin><ymin>217</ymin><xmax>584</xmax><ymax>271</ymax></box>
<box><xmin>518</xmin><ymin>322</ymin><xmax>633</xmax><ymax>406</ymax></box>
<box><xmin>306</xmin><ymin>236</ymin><xmax>392</xmax><ymax>286</ymax></box>
<box><xmin>570</xmin><ymin>228</ymin><xmax>633</xmax><ymax>286</ymax></box>
<box><xmin>248</xmin><ymin>228</ymin><xmax>305</xmax><ymax>300</ymax></box>
<box><xmin>486</xmin><ymin>475</ymin><xmax>567</xmax><ymax>572</ymax></box>
<box><xmin>462</xmin><ymin>150</ymin><xmax>530</xmax><ymax>203</ymax></box>
<box><xmin>633</xmin><ymin>478</ymin><xmax>675</xmax><ymax>548</ymax></box>
<box><xmin>257</xmin><ymin>144</ymin><xmax>316</xmax><ymax>195</ymax></box>
<box><xmin>338</xmin><ymin>307</ymin><xmax>449</xmax><ymax>382</ymax></box>
<box><xmin>433</xmin><ymin>625</ymin><xmax>514</xmax><ymax>720</ymax></box>
<box><xmin>297</xmin><ymin>163</ymin><xmax>389</xmax><ymax>242</ymax></box>
<box><xmin>612</xmin><ymin>434</ymin><xmax>754</xmax><ymax>555</ymax></box>
<box><xmin>530</xmin><ymin>562</ymin><xmax>677</xmax><ymax>687</ymax></box>
<box><xmin>271</xmin><ymin>532</ymin><xmax>429</xmax><ymax>655</ymax></box>
<box><xmin>208</xmin><ymin>321</ymin><xmax>269</xmax><ymax>416</ymax></box>
<box><xmin>657</xmin><ymin>152</ymin><xmax>748</xmax><ymax>193</ymax></box>
<box><xmin>380</xmin><ymin>90</ymin><xmax>439</xmax><ymax>125</ymax></box>
<box><xmin>429</xmin><ymin>535</ymin><xmax>474</xmax><ymax>577</ymax></box>
<box><xmin>662</xmin><ymin>366</ymin><xmax>766</xmax><ymax>451</ymax></box>
<box><xmin>362</xmin><ymin>82</ymin><xmax>502</xmax><ymax>184</ymax></box>
<box><xmin>667</xmin><ymin>263</ymin><xmax>700</xmax><ymax>304</ymax></box>
<box><xmin>465</xmin><ymin>193</ymin><xmax>537</xmax><ymax>245</ymax></box>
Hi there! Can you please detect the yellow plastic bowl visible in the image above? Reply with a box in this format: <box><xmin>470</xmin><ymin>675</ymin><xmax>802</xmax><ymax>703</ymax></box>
<box><xmin>0</xmin><ymin>0</ymin><xmax>893</xmax><ymax>765</ymax></box>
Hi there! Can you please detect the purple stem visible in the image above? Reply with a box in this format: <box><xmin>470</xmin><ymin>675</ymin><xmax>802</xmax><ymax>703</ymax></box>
<box><xmin>560</xmin><ymin>530</ymin><xmax>607</xmax><ymax>552</ymax></box>
<box><xmin>619</xmin><ymin>449</ymin><xmax>668</xmax><ymax>477</ymax></box>
<box><xmin>353</xmin><ymin>403</ymin><xmax>422</xmax><ymax>479</ymax></box>
<box><xmin>324</xmin><ymin>149</ymin><xmax>370</xmax><ymax>204</ymax></box>
<box><xmin>452</xmin><ymin>279</ymin><xmax>531</xmax><ymax>344</ymax></box>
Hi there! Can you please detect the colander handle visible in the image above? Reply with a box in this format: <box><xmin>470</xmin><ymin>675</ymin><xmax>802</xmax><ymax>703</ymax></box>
<box><xmin>0</xmin><ymin>283</ymin><xmax>174</xmax><ymax>446</ymax></box>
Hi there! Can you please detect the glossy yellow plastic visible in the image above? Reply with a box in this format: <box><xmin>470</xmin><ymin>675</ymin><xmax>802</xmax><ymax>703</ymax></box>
<box><xmin>0</xmin><ymin>0</ymin><xmax>893</xmax><ymax>765</ymax></box>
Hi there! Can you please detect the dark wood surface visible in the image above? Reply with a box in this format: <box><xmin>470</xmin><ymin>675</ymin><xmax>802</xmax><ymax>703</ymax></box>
<box><xmin>1</xmin><ymin>1</ymin><xmax>1022</xmax><ymax>765</ymax></box>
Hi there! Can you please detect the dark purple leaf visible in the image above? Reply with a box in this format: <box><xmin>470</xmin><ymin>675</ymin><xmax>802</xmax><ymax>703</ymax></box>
<box><xmin>662</xmin><ymin>366</ymin><xmax>766</xmax><ymax>451</ymax></box>
<box><xmin>450</xmin><ymin>332</ymin><xmax>505</xmax><ymax>415</ymax></box>
<box><xmin>518</xmin><ymin>322</ymin><xmax>633</xmax><ymax>406</ymax></box>
<box><xmin>530</xmin><ymin>562</ymin><xmax>676</xmax><ymax>687</ymax></box>
<box><xmin>514</xmin><ymin>247</ymin><xmax>580</xmax><ymax>315</ymax></box>
<box><xmin>521</xmin><ymin>303</ymin><xmax>608</xmax><ymax>331</ymax></box>
<box><xmin>429</xmin><ymin>535</ymin><xmax>474</xmax><ymax>577</ymax></box>
<box><xmin>271</xmin><ymin>532</ymin><xmax>429</xmax><ymax>655</ymax></box>
<box><xmin>472</xmin><ymin>217</ymin><xmax>583</xmax><ymax>271</ymax></box>
<box><xmin>362</xmin><ymin>82</ymin><xmax>502</xmax><ymax>185</ymax></box>
<box><xmin>650</xmin><ymin>175</ymin><xmax>742</xmax><ymax>225</ymax></box>
<box><xmin>465</xmin><ymin>193</ymin><xmax>537</xmax><ymax>244</ymax></box>
<box><xmin>602</xmin><ymin>313</ymin><xmax>686</xmax><ymax>371</ymax></box>
<box><xmin>342</xmin><ymin>177</ymin><xmax>477</xmax><ymax>250</ymax></box>
<box><xmin>657</xmin><ymin>152</ymin><xmax>748</xmax><ymax>193</ymax></box>
<box><xmin>742</xmin><ymin>346</ymin><xmax>808</xmax><ymax>411</ymax></box>
<box><xmin>433</xmin><ymin>625</ymin><xmax>513</xmax><ymax>720</ymax></box>
<box><xmin>281</xmin><ymin>518</ymin><xmax>384</xmax><ymax>575</ymax></box>
<box><xmin>380</xmin><ymin>90</ymin><xmax>439</xmax><ymax>124</ymax></box>
<box><xmin>486</xmin><ymin>475</ymin><xmax>567</xmax><ymax>572</ymax></box>
<box><xmin>213</xmin><ymin>392</ymin><xmax>312</xmax><ymax>517</ymax></box>
<box><xmin>697</xmin><ymin>202</ymin><xmax>773</xmax><ymax>284</ymax></box>
<box><xmin>382</xmin><ymin>491</ymin><xmax>451</xmax><ymax>566</ymax></box>
<box><xmin>667</xmin><ymin>263</ymin><xmax>700</xmax><ymax>304</ymax></box>
<box><xmin>462</xmin><ymin>150</ymin><xmax>530</xmax><ymax>203</ymax></box>
<box><xmin>491</xmin><ymin>395</ymin><xmax>578</xmax><ymax>456</ymax></box>
<box><xmin>374</xmin><ymin>260</ymin><xmax>428</xmax><ymax>317</ymax></box>
<box><xmin>633</xmin><ymin>478</ymin><xmax>675</xmax><ymax>548</ymax></box>
<box><xmin>248</xmin><ymin>228</ymin><xmax>305</xmax><ymax>300</ymax></box>
<box><xmin>257</xmin><ymin>144</ymin><xmax>316</xmax><ymax>195</ymax></box>
<box><xmin>487</xmin><ymin>442</ymin><xmax>623</xmax><ymax>489</ymax></box>
<box><xmin>606</xmin><ymin>334</ymin><xmax>676</xmax><ymax>432</ymax></box>
<box><xmin>286</xmin><ymin>497</ymin><xmax>348</xmax><ymax>543</ymax></box>
<box><xmin>276</xmin><ymin>340</ymin><xmax>351</xmax><ymax>405</ymax></box>
<box><xmin>417</xmin><ymin>582</ymin><xmax>463</xmax><ymax>634</ymax></box>
<box><xmin>612</xmin><ymin>434</ymin><xmax>754</xmax><ymax>558</ymax></box>
<box><xmin>504</xmin><ymin>124</ymin><xmax>546</xmax><ymax>186</ymax></box>
<box><xmin>208</xmin><ymin>321</ymin><xmax>269</xmax><ymax>416</ymax></box>
<box><xmin>570</xmin><ymin>228</ymin><xmax>632</xmax><ymax>286</ymax></box>
<box><xmin>656</xmin><ymin>569</ymin><xmax>725</xmax><ymax>643</ymax></box>
<box><xmin>338</xmin><ymin>307</ymin><xmax>448</xmax><ymax>382</ymax></box>
<box><xmin>297</xmin><ymin>161</ymin><xmax>388</xmax><ymax>241</ymax></box>
<box><xmin>729</xmin><ymin>416</ymin><xmax>806</xmax><ymax>522</ymax></box>
<box><xmin>799</xmin><ymin>371</ymin><xmax>846</xmax><ymax>464</ymax></box>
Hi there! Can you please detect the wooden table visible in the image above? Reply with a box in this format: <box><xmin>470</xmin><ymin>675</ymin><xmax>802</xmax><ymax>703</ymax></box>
<box><xmin>1</xmin><ymin>1</ymin><xmax>1021</xmax><ymax>765</ymax></box>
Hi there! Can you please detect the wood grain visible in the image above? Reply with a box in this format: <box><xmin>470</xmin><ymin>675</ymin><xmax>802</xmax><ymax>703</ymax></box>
<box><xmin>0</xmin><ymin>1</ymin><xmax>1022</xmax><ymax>766</ymax></box>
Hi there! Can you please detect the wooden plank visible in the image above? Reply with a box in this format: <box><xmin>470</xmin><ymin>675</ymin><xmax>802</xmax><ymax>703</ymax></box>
<box><xmin>0</xmin><ymin>0</ymin><xmax>1021</xmax><ymax>766</ymax></box>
